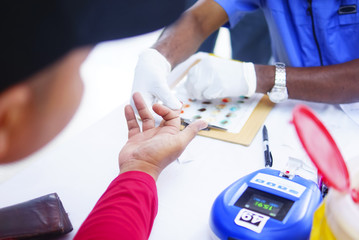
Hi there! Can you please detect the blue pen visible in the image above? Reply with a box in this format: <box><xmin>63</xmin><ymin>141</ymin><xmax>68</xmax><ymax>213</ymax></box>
<box><xmin>262</xmin><ymin>125</ymin><xmax>273</xmax><ymax>167</ymax></box>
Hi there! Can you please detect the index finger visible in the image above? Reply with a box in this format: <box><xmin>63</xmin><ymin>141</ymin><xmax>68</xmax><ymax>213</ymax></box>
<box><xmin>124</xmin><ymin>104</ymin><xmax>140</xmax><ymax>138</ymax></box>
<box><xmin>132</xmin><ymin>92</ymin><xmax>156</xmax><ymax>131</ymax></box>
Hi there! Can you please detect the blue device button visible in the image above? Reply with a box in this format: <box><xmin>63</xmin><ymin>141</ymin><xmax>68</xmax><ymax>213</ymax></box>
<box><xmin>255</xmin><ymin>179</ymin><xmax>265</xmax><ymax>183</ymax></box>
<box><xmin>289</xmin><ymin>189</ymin><xmax>299</xmax><ymax>195</ymax></box>
<box><xmin>266</xmin><ymin>182</ymin><xmax>276</xmax><ymax>187</ymax></box>
<box><xmin>277</xmin><ymin>185</ymin><xmax>287</xmax><ymax>190</ymax></box>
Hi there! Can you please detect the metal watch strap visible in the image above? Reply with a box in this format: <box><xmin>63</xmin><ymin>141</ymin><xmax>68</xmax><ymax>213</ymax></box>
<box><xmin>275</xmin><ymin>62</ymin><xmax>286</xmax><ymax>87</ymax></box>
<box><xmin>267</xmin><ymin>62</ymin><xmax>288</xmax><ymax>103</ymax></box>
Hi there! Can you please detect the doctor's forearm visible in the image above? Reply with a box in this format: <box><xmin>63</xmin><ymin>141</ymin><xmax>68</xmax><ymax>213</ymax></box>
<box><xmin>153</xmin><ymin>0</ymin><xmax>227</xmax><ymax>69</ymax></box>
<box><xmin>255</xmin><ymin>59</ymin><xmax>359</xmax><ymax>104</ymax></box>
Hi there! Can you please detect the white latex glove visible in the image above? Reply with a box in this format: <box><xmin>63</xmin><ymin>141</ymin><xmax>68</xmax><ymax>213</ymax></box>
<box><xmin>131</xmin><ymin>49</ymin><xmax>182</xmax><ymax>114</ymax></box>
<box><xmin>185</xmin><ymin>52</ymin><xmax>257</xmax><ymax>100</ymax></box>
<box><xmin>167</xmin><ymin>52</ymin><xmax>209</xmax><ymax>88</ymax></box>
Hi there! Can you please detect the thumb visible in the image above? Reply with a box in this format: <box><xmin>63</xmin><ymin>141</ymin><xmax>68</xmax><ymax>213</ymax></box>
<box><xmin>155</xmin><ymin>84</ymin><xmax>182</xmax><ymax>110</ymax></box>
<box><xmin>167</xmin><ymin>52</ymin><xmax>208</xmax><ymax>88</ymax></box>
<box><xmin>179</xmin><ymin>120</ymin><xmax>208</xmax><ymax>144</ymax></box>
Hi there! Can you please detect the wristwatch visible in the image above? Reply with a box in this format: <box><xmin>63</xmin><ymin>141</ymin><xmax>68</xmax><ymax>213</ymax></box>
<box><xmin>267</xmin><ymin>62</ymin><xmax>288</xmax><ymax>103</ymax></box>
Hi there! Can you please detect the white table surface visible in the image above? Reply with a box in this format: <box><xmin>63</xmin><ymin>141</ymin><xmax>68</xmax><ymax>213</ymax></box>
<box><xmin>1</xmin><ymin>29</ymin><xmax>359</xmax><ymax>239</ymax></box>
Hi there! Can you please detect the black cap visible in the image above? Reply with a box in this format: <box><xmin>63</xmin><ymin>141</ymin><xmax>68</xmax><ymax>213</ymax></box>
<box><xmin>0</xmin><ymin>0</ymin><xmax>185</xmax><ymax>92</ymax></box>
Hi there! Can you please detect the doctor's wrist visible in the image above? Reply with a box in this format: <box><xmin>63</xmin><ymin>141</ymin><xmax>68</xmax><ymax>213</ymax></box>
<box><xmin>253</xmin><ymin>64</ymin><xmax>276</xmax><ymax>94</ymax></box>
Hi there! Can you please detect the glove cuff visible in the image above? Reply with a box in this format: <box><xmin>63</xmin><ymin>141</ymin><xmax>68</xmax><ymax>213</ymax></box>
<box><xmin>242</xmin><ymin>62</ymin><xmax>257</xmax><ymax>96</ymax></box>
<box><xmin>139</xmin><ymin>48</ymin><xmax>171</xmax><ymax>73</ymax></box>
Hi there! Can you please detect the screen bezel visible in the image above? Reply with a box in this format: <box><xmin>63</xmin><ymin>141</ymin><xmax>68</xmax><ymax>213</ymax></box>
<box><xmin>234</xmin><ymin>187</ymin><xmax>294</xmax><ymax>221</ymax></box>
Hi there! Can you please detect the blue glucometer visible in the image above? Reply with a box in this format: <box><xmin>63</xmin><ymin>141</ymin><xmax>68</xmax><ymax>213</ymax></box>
<box><xmin>210</xmin><ymin>168</ymin><xmax>322</xmax><ymax>240</ymax></box>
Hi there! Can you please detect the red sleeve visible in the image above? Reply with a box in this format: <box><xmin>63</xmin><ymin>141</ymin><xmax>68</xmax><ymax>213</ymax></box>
<box><xmin>74</xmin><ymin>171</ymin><xmax>158</xmax><ymax>240</ymax></box>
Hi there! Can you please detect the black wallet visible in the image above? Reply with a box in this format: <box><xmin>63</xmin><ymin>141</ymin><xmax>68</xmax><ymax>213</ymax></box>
<box><xmin>0</xmin><ymin>193</ymin><xmax>73</xmax><ymax>239</ymax></box>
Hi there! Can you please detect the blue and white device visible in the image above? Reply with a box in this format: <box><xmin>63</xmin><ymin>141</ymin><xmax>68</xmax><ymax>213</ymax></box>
<box><xmin>210</xmin><ymin>168</ymin><xmax>322</xmax><ymax>240</ymax></box>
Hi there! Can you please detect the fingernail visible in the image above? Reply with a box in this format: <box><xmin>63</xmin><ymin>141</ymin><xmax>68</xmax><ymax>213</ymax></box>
<box><xmin>197</xmin><ymin>120</ymin><xmax>208</xmax><ymax>130</ymax></box>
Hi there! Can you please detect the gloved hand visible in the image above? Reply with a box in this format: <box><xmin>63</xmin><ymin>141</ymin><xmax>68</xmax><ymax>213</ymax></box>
<box><xmin>131</xmin><ymin>48</ymin><xmax>182</xmax><ymax>116</ymax></box>
<box><xmin>167</xmin><ymin>51</ymin><xmax>209</xmax><ymax>89</ymax></box>
<box><xmin>184</xmin><ymin>52</ymin><xmax>257</xmax><ymax>99</ymax></box>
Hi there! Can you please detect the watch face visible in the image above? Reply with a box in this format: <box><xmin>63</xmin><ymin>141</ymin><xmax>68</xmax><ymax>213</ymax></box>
<box><xmin>268</xmin><ymin>87</ymin><xmax>288</xmax><ymax>103</ymax></box>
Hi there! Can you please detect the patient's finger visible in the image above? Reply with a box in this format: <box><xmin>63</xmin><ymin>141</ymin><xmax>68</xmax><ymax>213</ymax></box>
<box><xmin>179</xmin><ymin>120</ymin><xmax>208</xmax><ymax>144</ymax></box>
<box><xmin>124</xmin><ymin>104</ymin><xmax>140</xmax><ymax>138</ymax></box>
<box><xmin>152</xmin><ymin>103</ymin><xmax>181</xmax><ymax>128</ymax></box>
<box><xmin>132</xmin><ymin>92</ymin><xmax>155</xmax><ymax>131</ymax></box>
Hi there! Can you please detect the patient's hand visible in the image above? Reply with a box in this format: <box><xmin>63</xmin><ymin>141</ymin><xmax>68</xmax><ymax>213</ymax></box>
<box><xmin>119</xmin><ymin>92</ymin><xmax>207</xmax><ymax>180</ymax></box>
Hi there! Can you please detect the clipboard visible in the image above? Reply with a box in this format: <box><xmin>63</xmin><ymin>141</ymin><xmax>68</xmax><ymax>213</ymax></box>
<box><xmin>171</xmin><ymin>57</ymin><xmax>275</xmax><ymax>146</ymax></box>
<box><xmin>187</xmin><ymin>95</ymin><xmax>274</xmax><ymax>146</ymax></box>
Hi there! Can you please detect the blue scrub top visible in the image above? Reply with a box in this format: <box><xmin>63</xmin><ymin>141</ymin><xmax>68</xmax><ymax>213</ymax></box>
<box><xmin>215</xmin><ymin>0</ymin><xmax>359</xmax><ymax>67</ymax></box>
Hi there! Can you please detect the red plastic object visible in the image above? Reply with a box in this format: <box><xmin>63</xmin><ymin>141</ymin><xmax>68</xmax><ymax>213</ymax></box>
<box><xmin>351</xmin><ymin>189</ymin><xmax>359</xmax><ymax>203</ymax></box>
<box><xmin>292</xmin><ymin>105</ymin><xmax>350</xmax><ymax>193</ymax></box>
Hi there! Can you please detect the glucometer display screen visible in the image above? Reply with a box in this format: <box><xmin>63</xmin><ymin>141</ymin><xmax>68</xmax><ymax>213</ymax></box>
<box><xmin>234</xmin><ymin>187</ymin><xmax>294</xmax><ymax>221</ymax></box>
<box><xmin>245</xmin><ymin>194</ymin><xmax>283</xmax><ymax>217</ymax></box>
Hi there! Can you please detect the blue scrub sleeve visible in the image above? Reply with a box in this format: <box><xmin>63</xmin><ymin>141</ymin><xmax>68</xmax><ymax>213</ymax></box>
<box><xmin>214</xmin><ymin>0</ymin><xmax>259</xmax><ymax>27</ymax></box>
